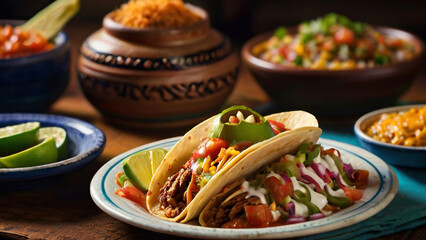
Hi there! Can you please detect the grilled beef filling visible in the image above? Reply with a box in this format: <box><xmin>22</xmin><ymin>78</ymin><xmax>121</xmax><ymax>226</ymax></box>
<box><xmin>158</xmin><ymin>167</ymin><xmax>194</xmax><ymax>218</ymax></box>
<box><xmin>202</xmin><ymin>192</ymin><xmax>262</xmax><ymax>227</ymax></box>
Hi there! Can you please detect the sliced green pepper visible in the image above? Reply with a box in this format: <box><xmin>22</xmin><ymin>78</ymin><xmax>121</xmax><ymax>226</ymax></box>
<box><xmin>209</xmin><ymin>106</ymin><xmax>275</xmax><ymax>145</ymax></box>
<box><xmin>293</xmin><ymin>184</ymin><xmax>320</xmax><ymax>215</ymax></box>
<box><xmin>305</xmin><ymin>145</ymin><xmax>320</xmax><ymax>166</ymax></box>
<box><xmin>329</xmin><ymin>153</ymin><xmax>354</xmax><ymax>186</ymax></box>
<box><xmin>322</xmin><ymin>189</ymin><xmax>352</xmax><ymax>208</ymax></box>
<box><xmin>118</xmin><ymin>173</ymin><xmax>129</xmax><ymax>187</ymax></box>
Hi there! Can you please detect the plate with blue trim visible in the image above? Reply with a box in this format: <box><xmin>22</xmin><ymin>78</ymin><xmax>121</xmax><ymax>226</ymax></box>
<box><xmin>90</xmin><ymin>137</ymin><xmax>398</xmax><ymax>239</ymax></box>
<box><xmin>0</xmin><ymin>113</ymin><xmax>106</xmax><ymax>189</ymax></box>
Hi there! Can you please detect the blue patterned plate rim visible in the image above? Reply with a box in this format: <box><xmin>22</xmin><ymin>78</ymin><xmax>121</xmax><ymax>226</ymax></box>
<box><xmin>0</xmin><ymin>113</ymin><xmax>106</xmax><ymax>174</ymax></box>
<box><xmin>90</xmin><ymin>137</ymin><xmax>398</xmax><ymax>239</ymax></box>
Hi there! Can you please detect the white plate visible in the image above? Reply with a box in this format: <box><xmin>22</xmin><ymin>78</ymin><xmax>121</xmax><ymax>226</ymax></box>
<box><xmin>90</xmin><ymin>137</ymin><xmax>398</xmax><ymax>239</ymax></box>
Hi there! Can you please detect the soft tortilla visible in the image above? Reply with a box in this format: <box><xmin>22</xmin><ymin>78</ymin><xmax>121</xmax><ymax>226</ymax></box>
<box><xmin>147</xmin><ymin>110</ymin><xmax>320</xmax><ymax>222</ymax></box>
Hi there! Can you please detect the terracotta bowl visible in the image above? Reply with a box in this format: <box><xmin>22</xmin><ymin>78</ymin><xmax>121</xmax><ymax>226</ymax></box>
<box><xmin>0</xmin><ymin>20</ymin><xmax>70</xmax><ymax>113</ymax></box>
<box><xmin>78</xmin><ymin>4</ymin><xmax>239</xmax><ymax>128</ymax></box>
<box><xmin>242</xmin><ymin>26</ymin><xmax>425</xmax><ymax>117</ymax></box>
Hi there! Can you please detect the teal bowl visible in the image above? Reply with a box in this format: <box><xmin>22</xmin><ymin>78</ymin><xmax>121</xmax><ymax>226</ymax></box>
<box><xmin>0</xmin><ymin>20</ymin><xmax>70</xmax><ymax>112</ymax></box>
<box><xmin>354</xmin><ymin>104</ymin><xmax>426</xmax><ymax>168</ymax></box>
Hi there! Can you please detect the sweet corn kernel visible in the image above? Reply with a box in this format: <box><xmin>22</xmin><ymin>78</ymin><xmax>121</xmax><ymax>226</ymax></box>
<box><xmin>329</xmin><ymin>60</ymin><xmax>341</xmax><ymax>70</ymax></box>
<box><xmin>312</xmin><ymin>58</ymin><xmax>326</xmax><ymax>69</ymax></box>
<box><xmin>319</xmin><ymin>51</ymin><xmax>329</xmax><ymax>60</ymax></box>
<box><xmin>271</xmin><ymin>55</ymin><xmax>281</xmax><ymax>63</ymax></box>
<box><xmin>252</xmin><ymin>43</ymin><xmax>266</xmax><ymax>56</ymax></box>
<box><xmin>283</xmin><ymin>35</ymin><xmax>293</xmax><ymax>44</ymax></box>
<box><xmin>295</xmin><ymin>43</ymin><xmax>304</xmax><ymax>55</ymax></box>
<box><xmin>270</xmin><ymin>201</ymin><xmax>276</xmax><ymax>211</ymax></box>
<box><xmin>341</xmin><ymin>60</ymin><xmax>356</xmax><ymax>69</ymax></box>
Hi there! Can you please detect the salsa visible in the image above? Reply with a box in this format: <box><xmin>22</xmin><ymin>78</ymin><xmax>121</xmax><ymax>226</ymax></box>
<box><xmin>253</xmin><ymin>13</ymin><xmax>416</xmax><ymax>70</ymax></box>
<box><xmin>0</xmin><ymin>25</ymin><xmax>53</xmax><ymax>59</ymax></box>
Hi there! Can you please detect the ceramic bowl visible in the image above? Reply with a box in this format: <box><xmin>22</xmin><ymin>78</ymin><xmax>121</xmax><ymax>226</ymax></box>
<box><xmin>78</xmin><ymin>4</ymin><xmax>239</xmax><ymax>128</ymax></box>
<box><xmin>0</xmin><ymin>113</ymin><xmax>106</xmax><ymax>189</ymax></box>
<box><xmin>242</xmin><ymin>26</ymin><xmax>425</xmax><ymax>117</ymax></box>
<box><xmin>0</xmin><ymin>20</ymin><xmax>70</xmax><ymax>113</ymax></box>
<box><xmin>354</xmin><ymin>104</ymin><xmax>426</xmax><ymax>168</ymax></box>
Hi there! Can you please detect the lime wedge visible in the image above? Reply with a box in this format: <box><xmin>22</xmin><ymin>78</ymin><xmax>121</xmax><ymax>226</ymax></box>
<box><xmin>123</xmin><ymin>148</ymin><xmax>168</xmax><ymax>192</ymax></box>
<box><xmin>38</xmin><ymin>127</ymin><xmax>67</xmax><ymax>160</ymax></box>
<box><xmin>20</xmin><ymin>0</ymin><xmax>80</xmax><ymax>39</ymax></box>
<box><xmin>0</xmin><ymin>137</ymin><xmax>57</xmax><ymax>168</ymax></box>
<box><xmin>150</xmin><ymin>148</ymin><xmax>168</xmax><ymax>175</ymax></box>
<box><xmin>0</xmin><ymin>122</ymin><xmax>40</xmax><ymax>157</ymax></box>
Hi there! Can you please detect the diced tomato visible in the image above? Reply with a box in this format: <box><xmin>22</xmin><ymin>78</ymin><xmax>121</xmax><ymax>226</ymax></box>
<box><xmin>278</xmin><ymin>45</ymin><xmax>296</xmax><ymax>61</ymax></box>
<box><xmin>244</xmin><ymin>204</ymin><xmax>273</xmax><ymax>227</ymax></box>
<box><xmin>356</xmin><ymin>38</ymin><xmax>375</xmax><ymax>58</ymax></box>
<box><xmin>387</xmin><ymin>38</ymin><xmax>403</xmax><ymax>48</ymax></box>
<box><xmin>263</xmin><ymin>176</ymin><xmax>294</xmax><ymax>204</ymax></box>
<box><xmin>352</xmin><ymin>169</ymin><xmax>369</xmax><ymax>189</ymax></box>
<box><xmin>222</xmin><ymin>218</ymin><xmax>251</xmax><ymax>228</ymax></box>
<box><xmin>268</xmin><ymin>120</ymin><xmax>288</xmax><ymax>135</ymax></box>
<box><xmin>191</xmin><ymin>138</ymin><xmax>229</xmax><ymax>162</ymax></box>
<box><xmin>334</xmin><ymin>27</ymin><xmax>354</xmax><ymax>45</ymax></box>
<box><xmin>322</xmin><ymin>40</ymin><xmax>335</xmax><ymax>51</ymax></box>
<box><xmin>229</xmin><ymin>116</ymin><xmax>239</xmax><ymax>124</ymax></box>
<box><xmin>115</xmin><ymin>186</ymin><xmax>146</xmax><ymax>209</ymax></box>
<box><xmin>342</xmin><ymin>186</ymin><xmax>363</xmax><ymax>202</ymax></box>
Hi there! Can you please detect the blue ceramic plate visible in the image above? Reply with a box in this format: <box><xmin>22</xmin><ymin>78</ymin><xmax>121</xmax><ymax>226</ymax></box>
<box><xmin>90</xmin><ymin>137</ymin><xmax>398</xmax><ymax>239</ymax></box>
<box><xmin>0</xmin><ymin>113</ymin><xmax>105</xmax><ymax>188</ymax></box>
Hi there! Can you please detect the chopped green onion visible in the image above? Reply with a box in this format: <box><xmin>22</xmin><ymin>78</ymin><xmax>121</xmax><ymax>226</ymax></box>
<box><xmin>274</xmin><ymin>26</ymin><xmax>287</xmax><ymax>40</ymax></box>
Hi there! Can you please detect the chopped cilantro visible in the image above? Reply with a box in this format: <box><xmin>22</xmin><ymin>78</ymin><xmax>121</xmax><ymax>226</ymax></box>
<box><xmin>274</xmin><ymin>26</ymin><xmax>287</xmax><ymax>40</ymax></box>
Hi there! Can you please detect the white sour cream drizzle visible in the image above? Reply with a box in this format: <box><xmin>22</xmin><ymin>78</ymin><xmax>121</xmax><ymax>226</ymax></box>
<box><xmin>292</xmin><ymin>200</ymin><xmax>309</xmax><ymax>217</ymax></box>
<box><xmin>326</xmin><ymin>185</ymin><xmax>346</xmax><ymax>198</ymax></box>
<box><xmin>290</xmin><ymin>176</ymin><xmax>327</xmax><ymax>216</ymax></box>
<box><xmin>241</xmin><ymin>181</ymin><xmax>268</xmax><ymax>204</ymax></box>
<box><xmin>302</xmin><ymin>165</ymin><xmax>327</xmax><ymax>189</ymax></box>
<box><xmin>266</xmin><ymin>172</ymin><xmax>283</xmax><ymax>183</ymax></box>
<box><xmin>324</xmin><ymin>154</ymin><xmax>339</xmax><ymax>175</ymax></box>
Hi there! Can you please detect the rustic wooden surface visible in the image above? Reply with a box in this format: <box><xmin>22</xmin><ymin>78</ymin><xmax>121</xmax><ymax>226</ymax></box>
<box><xmin>0</xmin><ymin>22</ymin><xmax>425</xmax><ymax>240</ymax></box>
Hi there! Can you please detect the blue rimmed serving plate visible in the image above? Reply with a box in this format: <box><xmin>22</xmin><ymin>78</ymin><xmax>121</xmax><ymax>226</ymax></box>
<box><xmin>90</xmin><ymin>137</ymin><xmax>398</xmax><ymax>239</ymax></box>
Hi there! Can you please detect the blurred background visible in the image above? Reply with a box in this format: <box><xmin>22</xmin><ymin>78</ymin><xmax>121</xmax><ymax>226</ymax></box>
<box><xmin>3</xmin><ymin>0</ymin><xmax>426</xmax><ymax>45</ymax></box>
<box><xmin>2</xmin><ymin>0</ymin><xmax>426</xmax><ymax>106</ymax></box>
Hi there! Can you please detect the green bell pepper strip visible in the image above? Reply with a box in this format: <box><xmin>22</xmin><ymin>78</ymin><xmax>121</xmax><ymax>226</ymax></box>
<box><xmin>118</xmin><ymin>173</ymin><xmax>129</xmax><ymax>187</ymax></box>
<box><xmin>209</xmin><ymin>106</ymin><xmax>275</xmax><ymax>145</ymax></box>
<box><xmin>305</xmin><ymin>145</ymin><xmax>320</xmax><ymax>166</ymax></box>
<box><xmin>329</xmin><ymin>153</ymin><xmax>354</xmax><ymax>186</ymax></box>
<box><xmin>293</xmin><ymin>183</ymin><xmax>320</xmax><ymax>215</ymax></box>
<box><xmin>322</xmin><ymin>189</ymin><xmax>352</xmax><ymax>208</ymax></box>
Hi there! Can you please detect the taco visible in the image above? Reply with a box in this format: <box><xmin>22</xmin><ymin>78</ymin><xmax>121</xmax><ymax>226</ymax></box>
<box><xmin>147</xmin><ymin>105</ymin><xmax>320</xmax><ymax>222</ymax></box>
<box><xmin>199</xmin><ymin>142</ymin><xmax>370</xmax><ymax>228</ymax></box>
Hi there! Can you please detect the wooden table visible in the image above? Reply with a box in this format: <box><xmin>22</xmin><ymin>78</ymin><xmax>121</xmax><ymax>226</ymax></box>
<box><xmin>0</xmin><ymin>23</ymin><xmax>425</xmax><ymax>240</ymax></box>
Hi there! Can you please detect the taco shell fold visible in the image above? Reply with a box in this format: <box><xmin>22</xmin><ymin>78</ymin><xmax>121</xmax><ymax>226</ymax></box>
<box><xmin>147</xmin><ymin>110</ymin><xmax>321</xmax><ymax>222</ymax></box>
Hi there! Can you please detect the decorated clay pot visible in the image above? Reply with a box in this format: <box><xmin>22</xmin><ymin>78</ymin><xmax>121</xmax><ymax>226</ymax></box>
<box><xmin>78</xmin><ymin>5</ymin><xmax>239</xmax><ymax>128</ymax></box>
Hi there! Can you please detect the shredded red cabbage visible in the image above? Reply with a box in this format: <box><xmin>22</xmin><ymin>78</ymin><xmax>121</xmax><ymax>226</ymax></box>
<box><xmin>309</xmin><ymin>213</ymin><xmax>325</xmax><ymax>220</ymax></box>
<box><xmin>285</xmin><ymin>215</ymin><xmax>305</xmax><ymax>225</ymax></box>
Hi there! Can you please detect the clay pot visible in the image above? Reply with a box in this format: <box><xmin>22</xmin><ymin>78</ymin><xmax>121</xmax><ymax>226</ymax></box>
<box><xmin>78</xmin><ymin>4</ymin><xmax>239</xmax><ymax>128</ymax></box>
